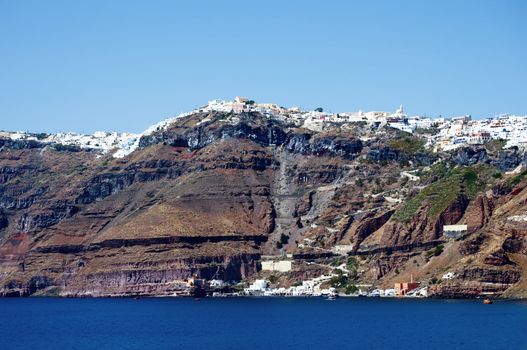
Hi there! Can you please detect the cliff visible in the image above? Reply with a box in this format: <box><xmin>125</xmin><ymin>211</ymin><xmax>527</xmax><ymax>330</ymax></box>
<box><xmin>1</xmin><ymin>111</ymin><xmax>526</xmax><ymax>298</ymax></box>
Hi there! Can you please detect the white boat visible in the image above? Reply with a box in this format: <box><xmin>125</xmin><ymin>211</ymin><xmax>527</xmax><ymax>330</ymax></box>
<box><xmin>327</xmin><ymin>293</ymin><xmax>337</xmax><ymax>300</ymax></box>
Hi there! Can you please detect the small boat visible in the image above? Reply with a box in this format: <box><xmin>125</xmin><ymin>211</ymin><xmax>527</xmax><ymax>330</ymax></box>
<box><xmin>483</xmin><ymin>298</ymin><xmax>493</xmax><ymax>305</ymax></box>
<box><xmin>327</xmin><ymin>294</ymin><xmax>337</xmax><ymax>300</ymax></box>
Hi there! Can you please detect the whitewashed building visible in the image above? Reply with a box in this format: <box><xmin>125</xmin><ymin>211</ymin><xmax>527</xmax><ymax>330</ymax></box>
<box><xmin>443</xmin><ymin>224</ymin><xmax>468</xmax><ymax>239</ymax></box>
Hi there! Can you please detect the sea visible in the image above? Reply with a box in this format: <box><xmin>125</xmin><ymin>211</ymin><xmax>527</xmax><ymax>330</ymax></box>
<box><xmin>1</xmin><ymin>297</ymin><xmax>526</xmax><ymax>350</ymax></box>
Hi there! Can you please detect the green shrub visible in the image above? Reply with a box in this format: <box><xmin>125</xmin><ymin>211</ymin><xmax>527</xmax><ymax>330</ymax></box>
<box><xmin>345</xmin><ymin>284</ymin><xmax>358</xmax><ymax>295</ymax></box>
<box><xmin>425</xmin><ymin>244</ymin><xmax>444</xmax><ymax>259</ymax></box>
<box><xmin>330</xmin><ymin>273</ymin><xmax>348</xmax><ymax>288</ymax></box>
<box><xmin>347</xmin><ymin>257</ymin><xmax>357</xmax><ymax>269</ymax></box>
<box><xmin>508</xmin><ymin>170</ymin><xmax>527</xmax><ymax>187</ymax></box>
<box><xmin>330</xmin><ymin>258</ymin><xmax>342</xmax><ymax>267</ymax></box>
<box><xmin>433</xmin><ymin>244</ymin><xmax>444</xmax><ymax>256</ymax></box>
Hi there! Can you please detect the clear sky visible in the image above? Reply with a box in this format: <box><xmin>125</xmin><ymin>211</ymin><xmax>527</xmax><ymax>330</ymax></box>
<box><xmin>1</xmin><ymin>0</ymin><xmax>526</xmax><ymax>134</ymax></box>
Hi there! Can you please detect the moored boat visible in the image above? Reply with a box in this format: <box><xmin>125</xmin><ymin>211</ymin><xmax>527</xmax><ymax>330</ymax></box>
<box><xmin>327</xmin><ymin>293</ymin><xmax>337</xmax><ymax>300</ymax></box>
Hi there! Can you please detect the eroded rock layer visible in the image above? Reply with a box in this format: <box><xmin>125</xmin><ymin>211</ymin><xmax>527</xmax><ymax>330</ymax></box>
<box><xmin>1</xmin><ymin>111</ymin><xmax>527</xmax><ymax>297</ymax></box>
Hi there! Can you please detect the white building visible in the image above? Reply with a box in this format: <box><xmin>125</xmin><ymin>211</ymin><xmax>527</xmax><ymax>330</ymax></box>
<box><xmin>245</xmin><ymin>279</ymin><xmax>268</xmax><ymax>295</ymax></box>
<box><xmin>442</xmin><ymin>272</ymin><xmax>457</xmax><ymax>280</ymax></box>
<box><xmin>443</xmin><ymin>224</ymin><xmax>468</xmax><ymax>239</ymax></box>
<box><xmin>261</xmin><ymin>260</ymin><xmax>292</xmax><ymax>272</ymax></box>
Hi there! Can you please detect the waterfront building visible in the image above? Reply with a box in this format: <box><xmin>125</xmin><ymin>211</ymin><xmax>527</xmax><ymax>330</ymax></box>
<box><xmin>394</xmin><ymin>275</ymin><xmax>420</xmax><ymax>296</ymax></box>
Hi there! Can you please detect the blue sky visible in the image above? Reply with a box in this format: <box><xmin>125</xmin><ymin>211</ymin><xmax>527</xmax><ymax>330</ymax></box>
<box><xmin>1</xmin><ymin>0</ymin><xmax>526</xmax><ymax>133</ymax></box>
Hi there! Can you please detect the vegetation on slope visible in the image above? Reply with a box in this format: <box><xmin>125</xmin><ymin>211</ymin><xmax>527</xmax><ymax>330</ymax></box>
<box><xmin>507</xmin><ymin>170</ymin><xmax>527</xmax><ymax>188</ymax></box>
<box><xmin>388</xmin><ymin>136</ymin><xmax>425</xmax><ymax>154</ymax></box>
<box><xmin>393</xmin><ymin>166</ymin><xmax>485</xmax><ymax>223</ymax></box>
<box><xmin>484</xmin><ymin>139</ymin><xmax>507</xmax><ymax>153</ymax></box>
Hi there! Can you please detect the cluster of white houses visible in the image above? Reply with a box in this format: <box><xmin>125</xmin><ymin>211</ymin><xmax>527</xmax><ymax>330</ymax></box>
<box><xmin>243</xmin><ymin>277</ymin><xmax>339</xmax><ymax>297</ymax></box>
<box><xmin>242</xmin><ymin>276</ymin><xmax>430</xmax><ymax>298</ymax></box>
<box><xmin>430</xmin><ymin>114</ymin><xmax>527</xmax><ymax>151</ymax></box>
<box><xmin>0</xmin><ymin>130</ymin><xmax>139</xmax><ymax>155</ymax></box>
<box><xmin>3</xmin><ymin>97</ymin><xmax>525</xmax><ymax>156</ymax></box>
<box><xmin>200</xmin><ymin>97</ymin><xmax>527</xmax><ymax>151</ymax></box>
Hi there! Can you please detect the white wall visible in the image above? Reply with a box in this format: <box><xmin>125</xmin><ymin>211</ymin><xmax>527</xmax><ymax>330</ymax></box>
<box><xmin>261</xmin><ymin>260</ymin><xmax>292</xmax><ymax>272</ymax></box>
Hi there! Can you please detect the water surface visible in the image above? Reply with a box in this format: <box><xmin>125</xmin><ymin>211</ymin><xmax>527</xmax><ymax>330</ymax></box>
<box><xmin>1</xmin><ymin>297</ymin><xmax>526</xmax><ymax>350</ymax></box>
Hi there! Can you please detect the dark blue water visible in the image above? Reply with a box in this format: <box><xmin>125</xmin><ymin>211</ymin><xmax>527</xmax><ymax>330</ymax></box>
<box><xmin>1</xmin><ymin>298</ymin><xmax>526</xmax><ymax>350</ymax></box>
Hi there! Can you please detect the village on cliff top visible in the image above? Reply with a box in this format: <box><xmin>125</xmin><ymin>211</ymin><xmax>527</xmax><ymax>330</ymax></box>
<box><xmin>1</xmin><ymin>97</ymin><xmax>526</xmax><ymax>159</ymax></box>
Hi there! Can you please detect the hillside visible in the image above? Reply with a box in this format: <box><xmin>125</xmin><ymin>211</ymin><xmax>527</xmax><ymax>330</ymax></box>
<box><xmin>0</xmin><ymin>110</ymin><xmax>526</xmax><ymax>297</ymax></box>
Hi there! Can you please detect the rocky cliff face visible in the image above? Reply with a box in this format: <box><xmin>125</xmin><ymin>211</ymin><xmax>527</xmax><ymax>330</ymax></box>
<box><xmin>0</xmin><ymin>111</ymin><xmax>526</xmax><ymax>298</ymax></box>
<box><xmin>449</xmin><ymin>147</ymin><xmax>527</xmax><ymax>171</ymax></box>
